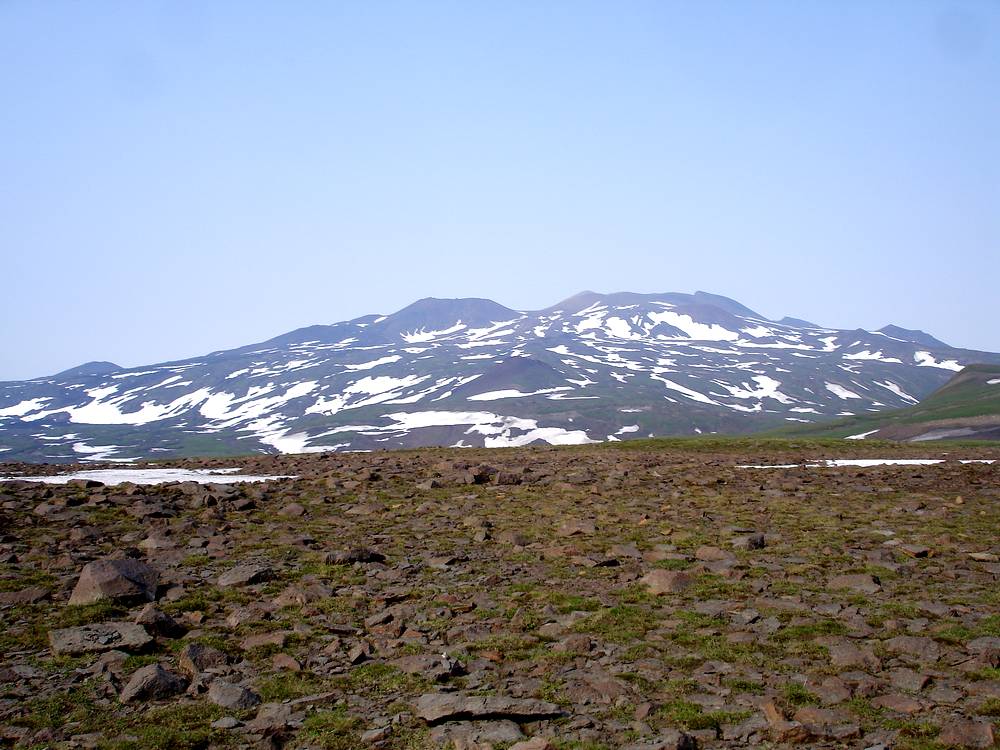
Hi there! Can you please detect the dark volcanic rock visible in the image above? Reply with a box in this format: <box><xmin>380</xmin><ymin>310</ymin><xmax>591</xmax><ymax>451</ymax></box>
<box><xmin>119</xmin><ymin>664</ymin><xmax>187</xmax><ymax>703</ymax></box>
<box><xmin>413</xmin><ymin>693</ymin><xmax>562</xmax><ymax>724</ymax></box>
<box><xmin>49</xmin><ymin>622</ymin><xmax>153</xmax><ymax>656</ymax></box>
<box><xmin>69</xmin><ymin>559</ymin><xmax>159</xmax><ymax>606</ymax></box>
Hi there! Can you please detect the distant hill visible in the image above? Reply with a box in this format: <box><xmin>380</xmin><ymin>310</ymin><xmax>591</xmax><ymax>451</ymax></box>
<box><xmin>769</xmin><ymin>364</ymin><xmax>1000</xmax><ymax>442</ymax></box>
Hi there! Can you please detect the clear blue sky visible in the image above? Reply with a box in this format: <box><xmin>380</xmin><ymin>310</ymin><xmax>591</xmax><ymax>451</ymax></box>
<box><xmin>2</xmin><ymin>1</ymin><xmax>998</xmax><ymax>380</ymax></box>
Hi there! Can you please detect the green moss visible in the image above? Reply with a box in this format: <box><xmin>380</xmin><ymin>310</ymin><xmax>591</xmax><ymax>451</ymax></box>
<box><xmin>257</xmin><ymin>672</ymin><xmax>329</xmax><ymax>701</ymax></box>
<box><xmin>298</xmin><ymin>708</ymin><xmax>362</xmax><ymax>750</ymax></box>
<box><xmin>782</xmin><ymin>683</ymin><xmax>820</xmax><ymax>707</ymax></box>
<box><xmin>771</xmin><ymin>619</ymin><xmax>846</xmax><ymax>642</ymax></box>
<box><xmin>724</xmin><ymin>678</ymin><xmax>765</xmax><ymax>694</ymax></box>
<box><xmin>655</xmin><ymin>699</ymin><xmax>751</xmax><ymax>731</ymax></box>
<box><xmin>573</xmin><ymin>605</ymin><xmax>658</xmax><ymax>642</ymax></box>
<box><xmin>338</xmin><ymin>663</ymin><xmax>427</xmax><ymax>698</ymax></box>
<box><xmin>976</xmin><ymin>697</ymin><xmax>1000</xmax><ymax>717</ymax></box>
<box><xmin>56</xmin><ymin>601</ymin><xmax>126</xmax><ymax>628</ymax></box>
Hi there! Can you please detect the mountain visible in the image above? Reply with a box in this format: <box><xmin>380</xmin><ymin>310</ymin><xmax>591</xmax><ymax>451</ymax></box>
<box><xmin>2</xmin><ymin>291</ymin><xmax>999</xmax><ymax>462</ymax></box>
<box><xmin>769</xmin><ymin>363</ymin><xmax>1000</xmax><ymax>442</ymax></box>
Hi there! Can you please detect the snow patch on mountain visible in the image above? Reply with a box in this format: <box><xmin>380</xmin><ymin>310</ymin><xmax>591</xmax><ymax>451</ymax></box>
<box><xmin>914</xmin><ymin>351</ymin><xmax>963</xmax><ymax>371</ymax></box>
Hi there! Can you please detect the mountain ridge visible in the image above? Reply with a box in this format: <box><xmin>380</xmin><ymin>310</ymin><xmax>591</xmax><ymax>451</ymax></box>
<box><xmin>2</xmin><ymin>290</ymin><xmax>999</xmax><ymax>462</ymax></box>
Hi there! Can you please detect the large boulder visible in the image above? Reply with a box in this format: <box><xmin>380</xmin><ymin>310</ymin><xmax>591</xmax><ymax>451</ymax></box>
<box><xmin>413</xmin><ymin>693</ymin><xmax>562</xmax><ymax>724</ymax></box>
<box><xmin>69</xmin><ymin>559</ymin><xmax>159</xmax><ymax>606</ymax></box>
<box><xmin>49</xmin><ymin>622</ymin><xmax>152</xmax><ymax>656</ymax></box>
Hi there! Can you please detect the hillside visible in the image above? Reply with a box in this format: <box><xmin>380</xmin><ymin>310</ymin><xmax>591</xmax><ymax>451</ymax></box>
<box><xmin>0</xmin><ymin>442</ymin><xmax>997</xmax><ymax>747</ymax></box>
<box><xmin>770</xmin><ymin>364</ymin><xmax>1000</xmax><ymax>442</ymax></box>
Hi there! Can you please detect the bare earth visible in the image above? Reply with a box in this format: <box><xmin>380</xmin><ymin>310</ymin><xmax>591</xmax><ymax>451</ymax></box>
<box><xmin>1</xmin><ymin>441</ymin><xmax>998</xmax><ymax>749</ymax></box>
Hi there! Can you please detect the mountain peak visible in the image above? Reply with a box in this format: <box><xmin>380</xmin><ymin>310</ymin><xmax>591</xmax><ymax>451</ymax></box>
<box><xmin>49</xmin><ymin>361</ymin><xmax>120</xmax><ymax>380</ymax></box>
<box><xmin>878</xmin><ymin>325</ymin><xmax>948</xmax><ymax>349</ymax></box>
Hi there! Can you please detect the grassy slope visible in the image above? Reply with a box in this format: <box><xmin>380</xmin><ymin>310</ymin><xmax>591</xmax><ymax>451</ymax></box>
<box><xmin>766</xmin><ymin>364</ymin><xmax>1000</xmax><ymax>440</ymax></box>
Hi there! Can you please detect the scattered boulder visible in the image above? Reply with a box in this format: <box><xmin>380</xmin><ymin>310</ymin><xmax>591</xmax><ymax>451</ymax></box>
<box><xmin>413</xmin><ymin>693</ymin><xmax>562</xmax><ymax>724</ymax></box>
<box><xmin>119</xmin><ymin>664</ymin><xmax>187</xmax><ymax>703</ymax></box>
<box><xmin>827</xmin><ymin>573</ymin><xmax>881</xmax><ymax>594</ymax></box>
<box><xmin>68</xmin><ymin>559</ymin><xmax>159</xmax><ymax>606</ymax></box>
<box><xmin>178</xmin><ymin>642</ymin><xmax>229</xmax><ymax>677</ymax></box>
<box><xmin>937</xmin><ymin>719</ymin><xmax>995</xmax><ymax>748</ymax></box>
<box><xmin>323</xmin><ymin>548</ymin><xmax>385</xmax><ymax>564</ymax></box>
<box><xmin>49</xmin><ymin>622</ymin><xmax>153</xmax><ymax>656</ymax></box>
<box><xmin>207</xmin><ymin>679</ymin><xmax>262</xmax><ymax>710</ymax></box>
<box><xmin>217</xmin><ymin>563</ymin><xmax>273</xmax><ymax>587</ymax></box>
<box><xmin>640</xmin><ymin>569</ymin><xmax>693</xmax><ymax>595</ymax></box>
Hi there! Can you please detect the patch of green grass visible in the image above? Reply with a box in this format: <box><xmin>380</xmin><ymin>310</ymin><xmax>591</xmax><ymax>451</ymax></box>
<box><xmin>573</xmin><ymin>605</ymin><xmax>658</xmax><ymax>642</ymax></box>
<box><xmin>553</xmin><ymin>741</ymin><xmax>612</xmax><ymax>750</ymax></box>
<box><xmin>724</xmin><ymin>678</ymin><xmax>765</xmax><ymax>695</ymax></box>
<box><xmin>0</xmin><ymin>565</ymin><xmax>56</xmax><ymax>592</ymax></box>
<box><xmin>545</xmin><ymin>591</ymin><xmax>601</xmax><ymax>613</ymax></box>
<box><xmin>683</xmin><ymin>573</ymin><xmax>749</xmax><ymax>600</ymax></box>
<box><xmin>159</xmin><ymin>588</ymin><xmax>224</xmax><ymax>615</ymax></box>
<box><xmin>978</xmin><ymin>614</ymin><xmax>1000</xmax><ymax>636</ymax></box>
<box><xmin>847</xmin><ymin>696</ymin><xmax>883</xmax><ymax>729</ymax></box>
<box><xmin>782</xmin><ymin>683</ymin><xmax>820</xmax><ymax>707</ymax></box>
<box><xmin>771</xmin><ymin>619</ymin><xmax>846</xmax><ymax>642</ymax></box>
<box><xmin>257</xmin><ymin>672</ymin><xmax>328</xmax><ymax>701</ymax></box>
<box><xmin>653</xmin><ymin>558</ymin><xmax>692</xmax><ymax>571</ymax></box>
<box><xmin>122</xmin><ymin>654</ymin><xmax>161</xmax><ymax>672</ymax></box>
<box><xmin>976</xmin><ymin>697</ymin><xmax>1000</xmax><ymax>717</ymax></box>
<box><xmin>56</xmin><ymin>601</ymin><xmax>126</xmax><ymax>627</ymax></box>
<box><xmin>655</xmin><ymin>699</ymin><xmax>751</xmax><ymax>731</ymax></box>
<box><xmin>14</xmin><ymin>686</ymin><xmax>98</xmax><ymax>730</ymax></box>
<box><xmin>933</xmin><ymin>622</ymin><xmax>977</xmax><ymax>645</ymax></box>
<box><xmin>537</xmin><ymin>677</ymin><xmax>569</xmax><ymax>706</ymax></box>
<box><xmin>102</xmin><ymin>703</ymin><xmax>229</xmax><ymax>750</ymax></box>
<box><xmin>298</xmin><ymin>708</ymin><xmax>362</xmax><ymax>750</ymax></box>
<box><xmin>339</xmin><ymin>663</ymin><xmax>427</xmax><ymax>698</ymax></box>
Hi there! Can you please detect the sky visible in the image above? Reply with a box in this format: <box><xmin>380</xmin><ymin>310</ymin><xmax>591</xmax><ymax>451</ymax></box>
<box><xmin>1</xmin><ymin>1</ymin><xmax>998</xmax><ymax>380</ymax></box>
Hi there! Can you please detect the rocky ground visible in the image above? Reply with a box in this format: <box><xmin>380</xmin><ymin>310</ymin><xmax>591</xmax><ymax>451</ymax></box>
<box><xmin>0</xmin><ymin>439</ymin><xmax>998</xmax><ymax>750</ymax></box>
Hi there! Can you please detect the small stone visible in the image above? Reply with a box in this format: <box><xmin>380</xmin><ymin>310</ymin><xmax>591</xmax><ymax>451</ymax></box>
<box><xmin>640</xmin><ymin>569</ymin><xmax>693</xmax><ymax>595</ymax></box>
<box><xmin>828</xmin><ymin>574</ymin><xmax>881</xmax><ymax>594</ymax></box>
<box><xmin>870</xmin><ymin>693</ymin><xmax>923</xmax><ymax>714</ymax></box>
<box><xmin>0</xmin><ymin>586</ymin><xmax>50</xmax><ymax>605</ymax></box>
<box><xmin>240</xmin><ymin>631</ymin><xmax>287</xmax><ymax>651</ymax></box>
<box><xmin>210</xmin><ymin>716</ymin><xmax>242</xmax><ymax>730</ymax></box>
<box><xmin>178</xmin><ymin>642</ymin><xmax>229</xmax><ymax>676</ymax></box>
<box><xmin>360</xmin><ymin>726</ymin><xmax>392</xmax><ymax>743</ymax></box>
<box><xmin>208</xmin><ymin>679</ymin><xmax>262</xmax><ymax>710</ymax></box>
<box><xmin>510</xmin><ymin>738</ymin><xmax>555</xmax><ymax>750</ymax></box>
<box><xmin>888</xmin><ymin>667</ymin><xmax>931</xmax><ymax>692</ymax></box>
<box><xmin>883</xmin><ymin>635</ymin><xmax>940</xmax><ymax>663</ymax></box>
<box><xmin>937</xmin><ymin>719</ymin><xmax>994</xmax><ymax>748</ymax></box>
<box><xmin>323</xmin><ymin>548</ymin><xmax>386</xmax><ymax>564</ymax></box>
<box><xmin>272</xmin><ymin>653</ymin><xmax>301</xmax><ymax>672</ymax></box>
<box><xmin>217</xmin><ymin>563</ymin><xmax>272</xmax><ymax>587</ymax></box>
<box><xmin>556</xmin><ymin>519</ymin><xmax>596</xmax><ymax>537</ymax></box>
<box><xmin>694</xmin><ymin>545</ymin><xmax>733</xmax><ymax>562</ymax></box>
<box><xmin>968</xmin><ymin>552</ymin><xmax>999</xmax><ymax>563</ymax></box>
<box><xmin>134</xmin><ymin>604</ymin><xmax>185</xmax><ymax>638</ymax></box>
<box><xmin>119</xmin><ymin>664</ymin><xmax>187</xmax><ymax>703</ymax></box>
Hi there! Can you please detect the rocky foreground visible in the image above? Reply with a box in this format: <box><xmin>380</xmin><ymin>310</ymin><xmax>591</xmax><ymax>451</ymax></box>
<box><xmin>1</xmin><ymin>440</ymin><xmax>998</xmax><ymax>749</ymax></box>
